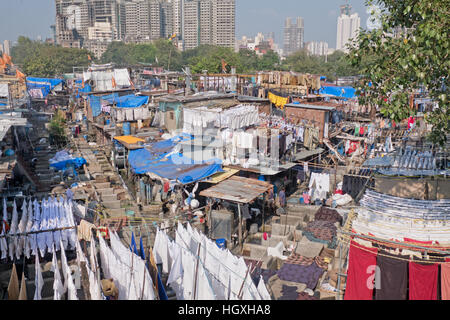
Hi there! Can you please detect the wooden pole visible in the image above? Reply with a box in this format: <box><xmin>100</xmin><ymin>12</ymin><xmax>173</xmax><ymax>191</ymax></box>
<box><xmin>192</xmin><ymin>243</ymin><xmax>201</xmax><ymax>300</ymax></box>
<box><xmin>238</xmin><ymin>203</ymin><xmax>242</xmax><ymax>252</ymax></box>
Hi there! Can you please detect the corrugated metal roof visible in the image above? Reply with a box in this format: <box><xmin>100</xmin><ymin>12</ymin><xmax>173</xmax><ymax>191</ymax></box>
<box><xmin>285</xmin><ymin>103</ymin><xmax>336</xmax><ymax>111</ymax></box>
<box><xmin>200</xmin><ymin>175</ymin><xmax>272</xmax><ymax>203</ymax></box>
<box><xmin>204</xmin><ymin>167</ymin><xmax>239</xmax><ymax>184</ymax></box>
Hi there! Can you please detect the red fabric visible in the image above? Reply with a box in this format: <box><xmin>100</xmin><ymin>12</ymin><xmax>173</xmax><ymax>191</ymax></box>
<box><xmin>335</xmin><ymin>189</ymin><xmax>343</xmax><ymax>195</ymax></box>
<box><xmin>409</xmin><ymin>262</ymin><xmax>438</xmax><ymax>300</ymax></box>
<box><xmin>344</xmin><ymin>241</ymin><xmax>378</xmax><ymax>300</ymax></box>
<box><xmin>359</xmin><ymin>126</ymin><xmax>365</xmax><ymax>135</ymax></box>
<box><xmin>404</xmin><ymin>238</ymin><xmax>433</xmax><ymax>245</ymax></box>
<box><xmin>163</xmin><ymin>181</ymin><xmax>170</xmax><ymax>193</ymax></box>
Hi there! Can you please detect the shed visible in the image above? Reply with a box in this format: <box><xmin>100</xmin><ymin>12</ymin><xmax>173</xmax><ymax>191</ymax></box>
<box><xmin>284</xmin><ymin>103</ymin><xmax>336</xmax><ymax>144</ymax></box>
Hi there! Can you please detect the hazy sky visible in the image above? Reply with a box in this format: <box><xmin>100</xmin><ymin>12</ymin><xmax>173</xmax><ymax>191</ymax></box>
<box><xmin>0</xmin><ymin>0</ymin><xmax>369</xmax><ymax>49</ymax></box>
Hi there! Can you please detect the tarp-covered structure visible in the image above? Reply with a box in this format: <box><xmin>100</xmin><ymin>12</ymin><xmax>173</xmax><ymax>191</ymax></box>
<box><xmin>319</xmin><ymin>86</ymin><xmax>356</xmax><ymax>99</ymax></box>
<box><xmin>83</xmin><ymin>69</ymin><xmax>131</xmax><ymax>91</ymax></box>
<box><xmin>102</xmin><ymin>94</ymin><xmax>149</xmax><ymax>108</ymax></box>
<box><xmin>87</xmin><ymin>93</ymin><xmax>119</xmax><ymax>117</ymax></box>
<box><xmin>26</xmin><ymin>77</ymin><xmax>64</xmax><ymax>98</ymax></box>
<box><xmin>49</xmin><ymin>150</ymin><xmax>87</xmax><ymax>172</ymax></box>
<box><xmin>128</xmin><ymin>134</ymin><xmax>223</xmax><ymax>185</ymax></box>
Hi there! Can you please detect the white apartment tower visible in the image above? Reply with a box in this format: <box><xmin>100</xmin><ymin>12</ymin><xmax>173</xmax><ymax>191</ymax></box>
<box><xmin>212</xmin><ymin>0</ymin><xmax>235</xmax><ymax>48</ymax></box>
<box><xmin>336</xmin><ymin>4</ymin><xmax>360</xmax><ymax>53</ymax></box>
<box><xmin>306</xmin><ymin>41</ymin><xmax>329</xmax><ymax>56</ymax></box>
<box><xmin>182</xmin><ymin>0</ymin><xmax>235</xmax><ymax>50</ymax></box>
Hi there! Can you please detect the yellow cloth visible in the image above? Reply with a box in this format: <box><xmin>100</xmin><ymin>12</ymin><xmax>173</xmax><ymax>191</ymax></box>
<box><xmin>114</xmin><ymin>135</ymin><xmax>145</xmax><ymax>145</ymax></box>
<box><xmin>268</xmin><ymin>92</ymin><xmax>289</xmax><ymax>109</ymax></box>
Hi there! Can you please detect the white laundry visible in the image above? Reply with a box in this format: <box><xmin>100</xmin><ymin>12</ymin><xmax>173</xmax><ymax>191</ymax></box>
<box><xmin>8</xmin><ymin>200</ymin><xmax>19</xmax><ymax>260</ymax></box>
<box><xmin>1</xmin><ymin>198</ymin><xmax>8</xmax><ymax>260</ymax></box>
<box><xmin>267</xmin><ymin>241</ymin><xmax>288</xmax><ymax>260</ymax></box>
<box><xmin>33</xmin><ymin>254</ymin><xmax>43</xmax><ymax>300</ymax></box>
<box><xmin>51</xmin><ymin>247</ymin><xmax>64</xmax><ymax>300</ymax></box>
<box><xmin>16</xmin><ymin>199</ymin><xmax>28</xmax><ymax>259</ymax></box>
<box><xmin>257</xmin><ymin>276</ymin><xmax>272</xmax><ymax>300</ymax></box>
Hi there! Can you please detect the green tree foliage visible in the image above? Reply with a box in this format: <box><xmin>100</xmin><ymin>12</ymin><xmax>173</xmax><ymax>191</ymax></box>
<box><xmin>11</xmin><ymin>37</ymin><xmax>91</xmax><ymax>77</ymax></box>
<box><xmin>281</xmin><ymin>49</ymin><xmax>361</xmax><ymax>81</ymax></box>
<box><xmin>49</xmin><ymin>111</ymin><xmax>68</xmax><ymax>147</ymax></box>
<box><xmin>101</xmin><ymin>40</ymin><xmax>182</xmax><ymax>70</ymax></box>
<box><xmin>348</xmin><ymin>0</ymin><xmax>449</xmax><ymax>146</ymax></box>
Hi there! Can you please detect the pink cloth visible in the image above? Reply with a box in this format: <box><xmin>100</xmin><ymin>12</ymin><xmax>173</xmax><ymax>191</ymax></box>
<box><xmin>302</xmin><ymin>192</ymin><xmax>310</xmax><ymax>204</ymax></box>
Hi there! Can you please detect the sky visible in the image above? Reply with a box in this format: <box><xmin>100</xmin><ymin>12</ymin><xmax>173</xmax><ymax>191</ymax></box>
<box><xmin>0</xmin><ymin>0</ymin><xmax>369</xmax><ymax>49</ymax></box>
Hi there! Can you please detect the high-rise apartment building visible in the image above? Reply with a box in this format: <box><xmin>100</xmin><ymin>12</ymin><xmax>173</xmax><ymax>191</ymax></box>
<box><xmin>182</xmin><ymin>0</ymin><xmax>200</xmax><ymax>50</ymax></box>
<box><xmin>182</xmin><ymin>0</ymin><xmax>235</xmax><ymax>50</ymax></box>
<box><xmin>211</xmin><ymin>0</ymin><xmax>235</xmax><ymax>48</ymax></box>
<box><xmin>2</xmin><ymin>40</ymin><xmax>11</xmax><ymax>55</ymax></box>
<box><xmin>54</xmin><ymin>0</ymin><xmax>234</xmax><ymax>56</ymax></box>
<box><xmin>306</xmin><ymin>41</ymin><xmax>329</xmax><ymax>56</ymax></box>
<box><xmin>283</xmin><ymin>17</ymin><xmax>304</xmax><ymax>56</ymax></box>
<box><xmin>336</xmin><ymin>4</ymin><xmax>360</xmax><ymax>53</ymax></box>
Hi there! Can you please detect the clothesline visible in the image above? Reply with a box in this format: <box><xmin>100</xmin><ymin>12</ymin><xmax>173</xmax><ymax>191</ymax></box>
<box><xmin>340</xmin><ymin>239</ymin><xmax>450</xmax><ymax>265</ymax></box>
<box><xmin>338</xmin><ymin>230</ymin><xmax>450</xmax><ymax>255</ymax></box>
<box><xmin>0</xmin><ymin>226</ymin><xmax>78</xmax><ymax>238</ymax></box>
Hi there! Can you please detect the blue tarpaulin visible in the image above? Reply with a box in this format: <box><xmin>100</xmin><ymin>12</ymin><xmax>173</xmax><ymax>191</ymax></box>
<box><xmin>88</xmin><ymin>93</ymin><xmax>119</xmax><ymax>117</ymax></box>
<box><xmin>127</xmin><ymin>134</ymin><xmax>223</xmax><ymax>184</ymax></box>
<box><xmin>49</xmin><ymin>157</ymin><xmax>87</xmax><ymax>171</ymax></box>
<box><xmin>26</xmin><ymin>77</ymin><xmax>64</xmax><ymax>98</ymax></box>
<box><xmin>319</xmin><ymin>86</ymin><xmax>357</xmax><ymax>99</ymax></box>
<box><xmin>102</xmin><ymin>94</ymin><xmax>149</xmax><ymax>108</ymax></box>
<box><xmin>74</xmin><ymin>80</ymin><xmax>92</xmax><ymax>98</ymax></box>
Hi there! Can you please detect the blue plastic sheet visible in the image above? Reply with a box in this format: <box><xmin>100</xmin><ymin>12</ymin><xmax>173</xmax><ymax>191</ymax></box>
<box><xmin>102</xmin><ymin>94</ymin><xmax>149</xmax><ymax>108</ymax></box>
<box><xmin>319</xmin><ymin>86</ymin><xmax>356</xmax><ymax>99</ymax></box>
<box><xmin>50</xmin><ymin>157</ymin><xmax>87</xmax><ymax>171</ymax></box>
<box><xmin>88</xmin><ymin>93</ymin><xmax>119</xmax><ymax>117</ymax></box>
<box><xmin>26</xmin><ymin>77</ymin><xmax>63</xmax><ymax>98</ymax></box>
<box><xmin>127</xmin><ymin>134</ymin><xmax>222</xmax><ymax>184</ymax></box>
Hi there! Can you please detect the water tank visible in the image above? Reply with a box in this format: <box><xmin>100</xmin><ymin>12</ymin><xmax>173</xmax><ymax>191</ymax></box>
<box><xmin>122</xmin><ymin>122</ymin><xmax>131</xmax><ymax>135</ymax></box>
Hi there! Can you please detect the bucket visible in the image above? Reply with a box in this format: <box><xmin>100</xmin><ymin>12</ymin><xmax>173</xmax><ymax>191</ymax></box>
<box><xmin>299</xmin><ymin>197</ymin><xmax>304</xmax><ymax>204</ymax></box>
<box><xmin>249</xmin><ymin>223</ymin><xmax>258</xmax><ymax>234</ymax></box>
<box><xmin>105</xmin><ymin>119</ymin><xmax>111</xmax><ymax>125</ymax></box>
<box><xmin>122</xmin><ymin>122</ymin><xmax>131</xmax><ymax>135</ymax></box>
<box><xmin>216</xmin><ymin>238</ymin><xmax>226</xmax><ymax>249</ymax></box>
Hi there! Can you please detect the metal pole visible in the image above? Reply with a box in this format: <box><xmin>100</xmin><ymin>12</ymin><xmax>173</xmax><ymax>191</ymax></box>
<box><xmin>337</xmin><ymin>243</ymin><xmax>342</xmax><ymax>300</ymax></box>
<box><xmin>238</xmin><ymin>203</ymin><xmax>242</xmax><ymax>251</ymax></box>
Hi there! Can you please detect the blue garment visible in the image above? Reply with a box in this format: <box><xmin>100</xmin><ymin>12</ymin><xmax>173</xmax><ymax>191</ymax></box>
<box><xmin>157</xmin><ymin>273</ymin><xmax>168</xmax><ymax>300</ymax></box>
<box><xmin>130</xmin><ymin>232</ymin><xmax>139</xmax><ymax>255</ymax></box>
<box><xmin>139</xmin><ymin>237</ymin><xmax>146</xmax><ymax>260</ymax></box>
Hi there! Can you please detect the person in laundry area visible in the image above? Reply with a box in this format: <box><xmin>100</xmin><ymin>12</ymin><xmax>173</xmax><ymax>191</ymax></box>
<box><xmin>278</xmin><ymin>186</ymin><xmax>286</xmax><ymax>209</ymax></box>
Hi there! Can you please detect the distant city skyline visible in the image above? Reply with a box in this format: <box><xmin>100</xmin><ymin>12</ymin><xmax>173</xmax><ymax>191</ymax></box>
<box><xmin>0</xmin><ymin>0</ymin><xmax>369</xmax><ymax>49</ymax></box>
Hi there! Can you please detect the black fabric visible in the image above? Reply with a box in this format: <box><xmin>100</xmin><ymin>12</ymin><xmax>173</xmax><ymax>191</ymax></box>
<box><xmin>375</xmin><ymin>253</ymin><xmax>408</xmax><ymax>300</ymax></box>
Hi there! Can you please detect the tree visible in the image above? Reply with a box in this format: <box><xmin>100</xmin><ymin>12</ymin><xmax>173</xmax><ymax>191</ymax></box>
<box><xmin>348</xmin><ymin>0</ymin><xmax>449</xmax><ymax>146</ymax></box>
<box><xmin>258</xmin><ymin>50</ymin><xmax>281</xmax><ymax>71</ymax></box>
<box><xmin>11</xmin><ymin>37</ymin><xmax>92</xmax><ymax>77</ymax></box>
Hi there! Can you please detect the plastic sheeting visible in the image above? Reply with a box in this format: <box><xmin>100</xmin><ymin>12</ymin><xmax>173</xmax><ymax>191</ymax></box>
<box><xmin>319</xmin><ymin>86</ymin><xmax>356</xmax><ymax>99</ymax></box>
<box><xmin>129</xmin><ymin>150</ymin><xmax>222</xmax><ymax>185</ymax></box>
<box><xmin>26</xmin><ymin>77</ymin><xmax>63</xmax><ymax>98</ymax></box>
<box><xmin>102</xmin><ymin>94</ymin><xmax>149</xmax><ymax>108</ymax></box>
<box><xmin>0</xmin><ymin>83</ymin><xmax>8</xmax><ymax>97</ymax></box>
<box><xmin>83</xmin><ymin>69</ymin><xmax>131</xmax><ymax>91</ymax></box>
<box><xmin>50</xmin><ymin>158</ymin><xmax>87</xmax><ymax>171</ymax></box>
<box><xmin>127</xmin><ymin>133</ymin><xmax>222</xmax><ymax>184</ymax></box>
